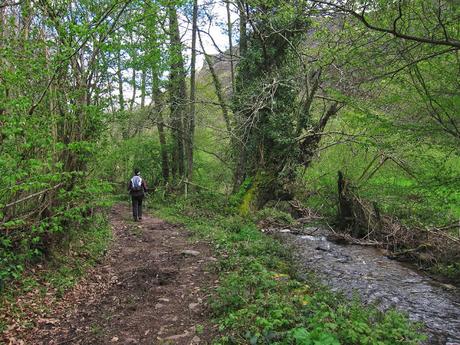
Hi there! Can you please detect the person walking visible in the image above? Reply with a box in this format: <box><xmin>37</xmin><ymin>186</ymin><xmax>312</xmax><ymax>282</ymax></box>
<box><xmin>128</xmin><ymin>169</ymin><xmax>148</xmax><ymax>221</ymax></box>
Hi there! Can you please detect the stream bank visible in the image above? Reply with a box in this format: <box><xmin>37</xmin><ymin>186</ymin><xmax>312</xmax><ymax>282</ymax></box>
<box><xmin>275</xmin><ymin>226</ymin><xmax>460</xmax><ymax>345</ymax></box>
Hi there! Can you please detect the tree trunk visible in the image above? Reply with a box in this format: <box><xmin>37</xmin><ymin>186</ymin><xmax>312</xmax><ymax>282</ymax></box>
<box><xmin>20</xmin><ymin>0</ymin><xmax>31</xmax><ymax>41</ymax></box>
<box><xmin>238</xmin><ymin>1</ymin><xmax>247</xmax><ymax>56</ymax></box>
<box><xmin>117</xmin><ymin>49</ymin><xmax>125</xmax><ymax>111</ymax></box>
<box><xmin>232</xmin><ymin>0</ymin><xmax>249</xmax><ymax>192</ymax></box>
<box><xmin>186</xmin><ymin>0</ymin><xmax>198</xmax><ymax>182</ymax></box>
<box><xmin>168</xmin><ymin>4</ymin><xmax>186</xmax><ymax>180</ymax></box>
<box><xmin>198</xmin><ymin>30</ymin><xmax>232</xmax><ymax>134</ymax></box>
<box><xmin>337</xmin><ymin>170</ymin><xmax>354</xmax><ymax>230</ymax></box>
<box><xmin>226</xmin><ymin>0</ymin><xmax>235</xmax><ymax>94</ymax></box>
<box><xmin>152</xmin><ymin>72</ymin><xmax>169</xmax><ymax>183</ymax></box>
<box><xmin>140</xmin><ymin>69</ymin><xmax>146</xmax><ymax>108</ymax></box>
<box><xmin>130</xmin><ymin>68</ymin><xmax>137</xmax><ymax>111</ymax></box>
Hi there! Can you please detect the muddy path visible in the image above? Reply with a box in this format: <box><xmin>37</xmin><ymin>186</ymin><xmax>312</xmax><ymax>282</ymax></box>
<box><xmin>26</xmin><ymin>204</ymin><xmax>219</xmax><ymax>345</ymax></box>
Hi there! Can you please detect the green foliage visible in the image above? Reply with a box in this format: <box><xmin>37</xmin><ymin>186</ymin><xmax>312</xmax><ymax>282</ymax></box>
<box><xmin>296</xmin><ymin>1</ymin><xmax>460</xmax><ymax>231</ymax></box>
<box><xmin>302</xmin><ymin>107</ymin><xmax>460</xmax><ymax>227</ymax></box>
<box><xmin>44</xmin><ymin>214</ymin><xmax>111</xmax><ymax>296</ymax></box>
<box><xmin>255</xmin><ymin>208</ymin><xmax>294</xmax><ymax>226</ymax></box>
<box><xmin>152</xmin><ymin>192</ymin><xmax>425</xmax><ymax>345</ymax></box>
<box><xmin>0</xmin><ymin>214</ymin><xmax>111</xmax><ymax>329</ymax></box>
<box><xmin>431</xmin><ymin>262</ymin><xmax>460</xmax><ymax>281</ymax></box>
<box><xmin>289</xmin><ymin>327</ymin><xmax>340</xmax><ymax>345</ymax></box>
<box><xmin>0</xmin><ymin>174</ymin><xmax>113</xmax><ymax>284</ymax></box>
<box><xmin>97</xmin><ymin>133</ymin><xmax>165</xmax><ymax>191</ymax></box>
<box><xmin>1</xmin><ymin>0</ymin><xmax>457</xmax><ymax>339</ymax></box>
<box><xmin>0</xmin><ymin>0</ymin><xmax>125</xmax><ymax>284</ymax></box>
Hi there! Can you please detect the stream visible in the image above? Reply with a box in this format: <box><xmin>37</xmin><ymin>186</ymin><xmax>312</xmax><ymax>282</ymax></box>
<box><xmin>276</xmin><ymin>226</ymin><xmax>460</xmax><ymax>344</ymax></box>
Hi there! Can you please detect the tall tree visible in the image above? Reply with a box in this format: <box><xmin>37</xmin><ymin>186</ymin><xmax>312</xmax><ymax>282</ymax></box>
<box><xmin>186</xmin><ymin>0</ymin><xmax>199</xmax><ymax>182</ymax></box>
<box><xmin>231</xmin><ymin>0</ymin><xmax>343</xmax><ymax>207</ymax></box>
<box><xmin>226</xmin><ymin>0</ymin><xmax>235</xmax><ymax>93</ymax></box>
<box><xmin>153</xmin><ymin>70</ymin><xmax>170</xmax><ymax>183</ymax></box>
<box><xmin>167</xmin><ymin>3</ymin><xmax>187</xmax><ymax>180</ymax></box>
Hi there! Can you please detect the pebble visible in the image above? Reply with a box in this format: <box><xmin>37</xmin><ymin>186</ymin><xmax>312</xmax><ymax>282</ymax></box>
<box><xmin>190</xmin><ymin>336</ymin><xmax>201</xmax><ymax>344</ymax></box>
<box><xmin>181</xmin><ymin>250</ymin><xmax>201</xmax><ymax>256</ymax></box>
<box><xmin>188</xmin><ymin>302</ymin><xmax>200</xmax><ymax>310</ymax></box>
<box><xmin>164</xmin><ymin>331</ymin><xmax>189</xmax><ymax>340</ymax></box>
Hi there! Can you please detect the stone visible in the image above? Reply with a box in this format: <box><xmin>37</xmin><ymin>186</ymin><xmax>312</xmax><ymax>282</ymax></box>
<box><xmin>158</xmin><ymin>298</ymin><xmax>170</xmax><ymax>303</ymax></box>
<box><xmin>190</xmin><ymin>336</ymin><xmax>201</xmax><ymax>344</ymax></box>
<box><xmin>315</xmin><ymin>243</ymin><xmax>331</xmax><ymax>252</ymax></box>
<box><xmin>181</xmin><ymin>250</ymin><xmax>201</xmax><ymax>256</ymax></box>
<box><xmin>188</xmin><ymin>302</ymin><xmax>200</xmax><ymax>311</ymax></box>
<box><xmin>164</xmin><ymin>332</ymin><xmax>189</xmax><ymax>340</ymax></box>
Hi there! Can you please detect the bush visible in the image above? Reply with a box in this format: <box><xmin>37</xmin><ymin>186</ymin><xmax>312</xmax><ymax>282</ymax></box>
<box><xmin>255</xmin><ymin>207</ymin><xmax>295</xmax><ymax>227</ymax></box>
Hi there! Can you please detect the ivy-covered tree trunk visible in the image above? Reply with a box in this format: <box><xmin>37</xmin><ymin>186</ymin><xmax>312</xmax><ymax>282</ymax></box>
<box><xmin>231</xmin><ymin>0</ymin><xmax>342</xmax><ymax>209</ymax></box>
<box><xmin>231</xmin><ymin>0</ymin><xmax>249</xmax><ymax>192</ymax></box>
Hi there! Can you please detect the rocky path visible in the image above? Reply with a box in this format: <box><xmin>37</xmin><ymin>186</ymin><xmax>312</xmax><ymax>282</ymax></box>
<box><xmin>27</xmin><ymin>204</ymin><xmax>219</xmax><ymax>345</ymax></box>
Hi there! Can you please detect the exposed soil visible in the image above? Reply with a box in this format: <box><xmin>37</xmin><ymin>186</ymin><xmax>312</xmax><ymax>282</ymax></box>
<box><xmin>18</xmin><ymin>204</ymin><xmax>219</xmax><ymax>344</ymax></box>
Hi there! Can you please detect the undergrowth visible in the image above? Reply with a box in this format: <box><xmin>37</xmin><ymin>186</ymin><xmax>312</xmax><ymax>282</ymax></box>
<box><xmin>0</xmin><ymin>213</ymin><xmax>111</xmax><ymax>335</ymax></box>
<box><xmin>150</xmin><ymin>191</ymin><xmax>426</xmax><ymax>345</ymax></box>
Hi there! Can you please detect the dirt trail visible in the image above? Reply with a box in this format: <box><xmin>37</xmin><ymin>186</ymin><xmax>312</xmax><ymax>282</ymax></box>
<box><xmin>29</xmin><ymin>204</ymin><xmax>219</xmax><ymax>345</ymax></box>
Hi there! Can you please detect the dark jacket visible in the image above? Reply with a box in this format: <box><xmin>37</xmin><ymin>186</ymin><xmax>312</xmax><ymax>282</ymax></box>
<box><xmin>128</xmin><ymin>176</ymin><xmax>148</xmax><ymax>197</ymax></box>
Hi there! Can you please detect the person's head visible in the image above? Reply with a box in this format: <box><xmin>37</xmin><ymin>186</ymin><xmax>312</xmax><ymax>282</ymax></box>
<box><xmin>134</xmin><ymin>168</ymin><xmax>140</xmax><ymax>176</ymax></box>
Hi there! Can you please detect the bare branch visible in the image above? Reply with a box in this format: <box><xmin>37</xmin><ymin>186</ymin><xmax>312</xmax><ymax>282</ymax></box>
<box><xmin>311</xmin><ymin>0</ymin><xmax>460</xmax><ymax>49</ymax></box>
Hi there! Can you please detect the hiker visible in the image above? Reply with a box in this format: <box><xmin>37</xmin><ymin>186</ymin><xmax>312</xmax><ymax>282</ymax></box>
<box><xmin>128</xmin><ymin>169</ymin><xmax>148</xmax><ymax>221</ymax></box>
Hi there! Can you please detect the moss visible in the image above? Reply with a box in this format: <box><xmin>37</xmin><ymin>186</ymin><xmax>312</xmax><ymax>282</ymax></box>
<box><xmin>240</xmin><ymin>182</ymin><xmax>258</xmax><ymax>216</ymax></box>
<box><xmin>239</xmin><ymin>171</ymin><xmax>280</xmax><ymax>216</ymax></box>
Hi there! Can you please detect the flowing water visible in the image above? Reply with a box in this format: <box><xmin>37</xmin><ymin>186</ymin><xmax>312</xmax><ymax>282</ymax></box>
<box><xmin>276</xmin><ymin>226</ymin><xmax>460</xmax><ymax>344</ymax></box>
